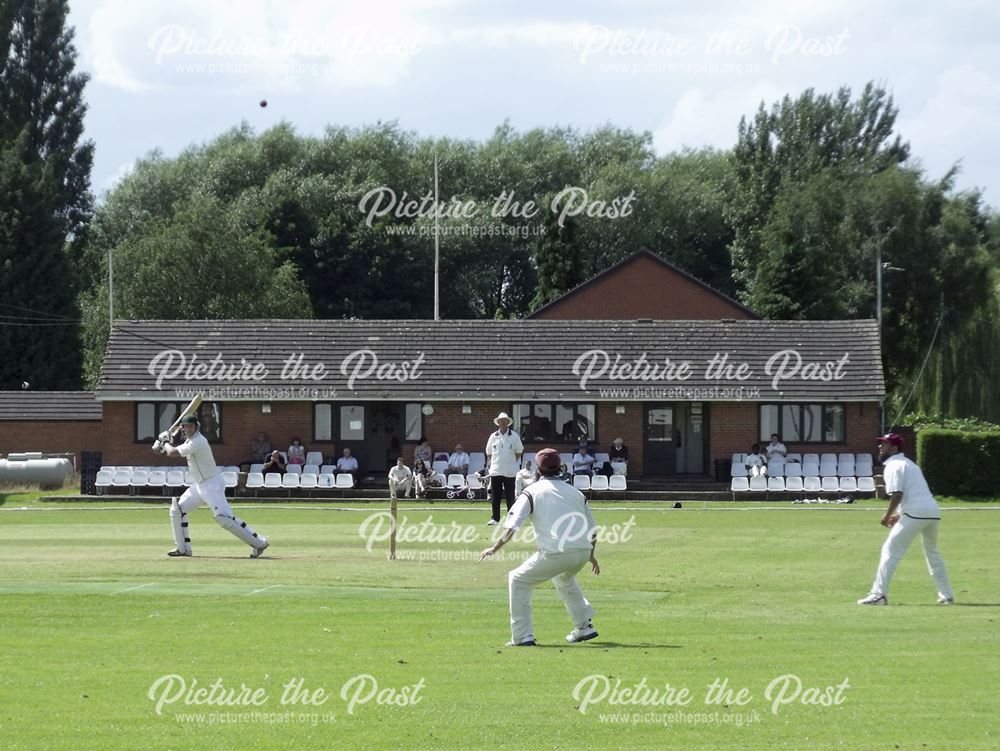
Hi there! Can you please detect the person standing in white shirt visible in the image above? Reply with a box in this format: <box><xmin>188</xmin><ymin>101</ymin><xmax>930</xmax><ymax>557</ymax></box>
<box><xmin>485</xmin><ymin>412</ymin><xmax>523</xmax><ymax>525</ymax></box>
<box><xmin>857</xmin><ymin>433</ymin><xmax>954</xmax><ymax>605</ymax></box>
<box><xmin>480</xmin><ymin>448</ymin><xmax>600</xmax><ymax>646</ymax></box>
<box><xmin>155</xmin><ymin>415</ymin><xmax>269</xmax><ymax>558</ymax></box>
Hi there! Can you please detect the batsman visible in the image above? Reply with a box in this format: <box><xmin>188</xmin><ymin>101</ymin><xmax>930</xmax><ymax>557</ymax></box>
<box><xmin>153</xmin><ymin>413</ymin><xmax>270</xmax><ymax>558</ymax></box>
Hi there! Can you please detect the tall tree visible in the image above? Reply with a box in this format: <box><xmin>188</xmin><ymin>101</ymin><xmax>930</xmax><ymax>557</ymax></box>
<box><xmin>729</xmin><ymin>82</ymin><xmax>909</xmax><ymax>301</ymax></box>
<box><xmin>0</xmin><ymin>0</ymin><xmax>92</xmax><ymax>388</ymax></box>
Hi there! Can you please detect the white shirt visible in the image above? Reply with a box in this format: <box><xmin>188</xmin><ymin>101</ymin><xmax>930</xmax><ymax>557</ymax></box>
<box><xmin>504</xmin><ymin>476</ymin><xmax>597</xmax><ymax>554</ymax></box>
<box><xmin>745</xmin><ymin>453</ymin><xmax>766</xmax><ymax>468</ymax></box>
<box><xmin>388</xmin><ymin>465</ymin><xmax>412</xmax><ymax>483</ymax></box>
<box><xmin>766</xmin><ymin>441</ymin><xmax>787</xmax><ymax>461</ymax></box>
<box><xmin>337</xmin><ymin>456</ymin><xmax>359</xmax><ymax>471</ymax></box>
<box><xmin>176</xmin><ymin>432</ymin><xmax>219</xmax><ymax>484</ymax></box>
<box><xmin>883</xmin><ymin>453</ymin><xmax>941</xmax><ymax>518</ymax></box>
<box><xmin>572</xmin><ymin>452</ymin><xmax>595</xmax><ymax>472</ymax></box>
<box><xmin>485</xmin><ymin>429</ymin><xmax>523</xmax><ymax>477</ymax></box>
<box><xmin>515</xmin><ymin>469</ymin><xmax>536</xmax><ymax>495</ymax></box>
<box><xmin>448</xmin><ymin>451</ymin><xmax>470</xmax><ymax>468</ymax></box>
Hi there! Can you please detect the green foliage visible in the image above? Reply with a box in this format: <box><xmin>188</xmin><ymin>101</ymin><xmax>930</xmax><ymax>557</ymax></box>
<box><xmin>917</xmin><ymin>429</ymin><xmax>1000</xmax><ymax>495</ymax></box>
<box><xmin>0</xmin><ymin>0</ymin><xmax>92</xmax><ymax>388</ymax></box>
<box><xmin>901</xmin><ymin>413</ymin><xmax>1000</xmax><ymax>433</ymax></box>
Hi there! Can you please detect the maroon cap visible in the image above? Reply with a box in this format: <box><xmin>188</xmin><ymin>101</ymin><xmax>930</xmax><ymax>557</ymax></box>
<box><xmin>876</xmin><ymin>433</ymin><xmax>904</xmax><ymax>449</ymax></box>
<box><xmin>535</xmin><ymin>448</ymin><xmax>561</xmax><ymax>473</ymax></box>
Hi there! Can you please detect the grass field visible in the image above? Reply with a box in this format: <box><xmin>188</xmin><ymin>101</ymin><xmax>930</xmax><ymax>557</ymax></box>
<box><xmin>0</xmin><ymin>497</ymin><xmax>997</xmax><ymax>750</ymax></box>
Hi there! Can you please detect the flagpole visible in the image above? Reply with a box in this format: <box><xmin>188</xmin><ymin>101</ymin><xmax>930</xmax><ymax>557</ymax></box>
<box><xmin>434</xmin><ymin>152</ymin><xmax>440</xmax><ymax>321</ymax></box>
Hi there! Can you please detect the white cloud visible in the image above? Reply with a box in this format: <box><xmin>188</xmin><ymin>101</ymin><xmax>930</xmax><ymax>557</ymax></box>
<box><xmin>652</xmin><ymin>82</ymin><xmax>785</xmax><ymax>153</ymax></box>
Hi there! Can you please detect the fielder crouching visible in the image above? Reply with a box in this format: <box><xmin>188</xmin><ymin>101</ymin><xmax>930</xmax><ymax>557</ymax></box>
<box><xmin>153</xmin><ymin>415</ymin><xmax>269</xmax><ymax>559</ymax></box>
<box><xmin>479</xmin><ymin>448</ymin><xmax>600</xmax><ymax>647</ymax></box>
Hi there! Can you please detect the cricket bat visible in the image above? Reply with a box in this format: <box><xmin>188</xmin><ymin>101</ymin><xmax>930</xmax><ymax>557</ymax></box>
<box><xmin>167</xmin><ymin>394</ymin><xmax>203</xmax><ymax>438</ymax></box>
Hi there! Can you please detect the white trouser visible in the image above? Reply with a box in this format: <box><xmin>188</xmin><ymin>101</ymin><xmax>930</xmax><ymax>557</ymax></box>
<box><xmin>508</xmin><ymin>548</ymin><xmax>594</xmax><ymax>643</ymax></box>
<box><xmin>170</xmin><ymin>475</ymin><xmax>266</xmax><ymax>553</ymax></box>
<box><xmin>871</xmin><ymin>514</ymin><xmax>953</xmax><ymax>597</ymax></box>
<box><xmin>389</xmin><ymin>478</ymin><xmax>411</xmax><ymax>499</ymax></box>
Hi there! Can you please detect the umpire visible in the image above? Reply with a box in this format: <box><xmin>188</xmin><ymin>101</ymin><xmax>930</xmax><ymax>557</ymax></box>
<box><xmin>485</xmin><ymin>412</ymin><xmax>523</xmax><ymax>525</ymax></box>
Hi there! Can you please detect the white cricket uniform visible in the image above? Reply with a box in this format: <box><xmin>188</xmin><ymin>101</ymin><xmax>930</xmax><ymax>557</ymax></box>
<box><xmin>388</xmin><ymin>465</ymin><xmax>413</xmax><ymax>499</ymax></box>
<box><xmin>870</xmin><ymin>453</ymin><xmax>952</xmax><ymax>598</ymax></box>
<box><xmin>170</xmin><ymin>431</ymin><xmax>267</xmax><ymax>554</ymax></box>
<box><xmin>486</xmin><ymin>430</ymin><xmax>523</xmax><ymax>477</ymax></box>
<box><xmin>502</xmin><ymin>476</ymin><xmax>597</xmax><ymax>643</ymax></box>
<box><xmin>766</xmin><ymin>441</ymin><xmax>787</xmax><ymax>463</ymax></box>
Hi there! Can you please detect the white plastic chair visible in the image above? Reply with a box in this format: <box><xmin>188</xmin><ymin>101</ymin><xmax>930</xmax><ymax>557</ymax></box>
<box><xmin>467</xmin><ymin>474</ymin><xmax>484</xmax><ymax>490</ymax></box>
<box><xmin>837</xmin><ymin>462</ymin><xmax>855</xmax><ymax>477</ymax></box>
<box><xmin>803</xmin><ymin>453</ymin><xmax>819</xmax><ymax>464</ymax></box>
<box><xmin>573</xmin><ymin>475</ymin><xmax>591</xmax><ymax>490</ymax></box>
<box><xmin>111</xmin><ymin>469</ymin><xmax>132</xmax><ymax>489</ymax></box>
<box><xmin>803</xmin><ymin>476</ymin><xmax>822</xmax><ymax>492</ymax></box>
<box><xmin>335</xmin><ymin>473</ymin><xmax>355</xmax><ymax>489</ymax></box>
<box><xmin>282</xmin><ymin>473</ymin><xmax>300</xmax><ymax>489</ymax></box>
<box><xmin>183</xmin><ymin>471</ymin><xmax>193</xmax><ymax>486</ymax></box>
<box><xmin>320</xmin><ymin>464</ymin><xmax>337</xmax><ymax>475</ymax></box>
<box><xmin>303</xmin><ymin>463</ymin><xmax>320</xmax><ymax>475</ymax></box>
<box><xmin>608</xmin><ymin>475</ymin><xmax>627</xmax><ymax>491</ymax></box>
<box><xmin>594</xmin><ymin>452</ymin><xmax>610</xmax><ymax>465</ymax></box>
<box><xmin>299</xmin><ymin>473</ymin><xmax>318</xmax><ymax>490</ymax></box>
<box><xmin>590</xmin><ymin>475</ymin><xmax>609</xmax><ymax>491</ymax></box>
<box><xmin>857</xmin><ymin>477</ymin><xmax>877</xmax><ymax>493</ymax></box>
<box><xmin>249</xmin><ymin>463</ymin><xmax>265</xmax><ymax>474</ymax></box>
<box><xmin>820</xmin><ymin>453</ymin><xmax>837</xmax><ymax>464</ymax></box>
<box><xmin>559</xmin><ymin>453</ymin><xmax>574</xmax><ymax>470</ymax></box>
<box><xmin>768</xmin><ymin>463</ymin><xmax>785</xmax><ymax>477</ymax></box>
<box><xmin>731</xmin><ymin>477</ymin><xmax>750</xmax><ymax>493</ymax></box>
<box><xmin>468</xmin><ymin>452</ymin><xmax>487</xmax><ymax>475</ymax></box>
<box><xmin>610</xmin><ymin>461</ymin><xmax>627</xmax><ymax>476</ymax></box>
<box><xmin>731</xmin><ymin>463</ymin><xmax>748</xmax><ymax>477</ymax></box>
<box><xmin>165</xmin><ymin>470</ymin><xmax>185</xmax><ymax>489</ymax></box>
<box><xmin>785</xmin><ymin>476</ymin><xmax>804</xmax><ymax>492</ymax></box>
<box><xmin>855</xmin><ymin>464</ymin><xmax>874</xmax><ymax>477</ymax></box>
<box><xmin>767</xmin><ymin>476</ymin><xmax>785</xmax><ymax>492</ymax></box>
<box><xmin>784</xmin><ymin>463</ymin><xmax>802</xmax><ymax>478</ymax></box>
<box><xmin>432</xmin><ymin>460</ymin><xmax>449</xmax><ymax>476</ymax></box>
<box><xmin>305</xmin><ymin>451</ymin><xmax>324</xmax><ymax>466</ymax></box>
<box><xmin>748</xmin><ymin>476</ymin><xmax>768</xmax><ymax>492</ymax></box>
<box><xmin>130</xmin><ymin>469</ymin><xmax>150</xmax><ymax>490</ymax></box>
<box><xmin>446</xmin><ymin>473</ymin><xmax>465</xmax><ymax>488</ymax></box>
<box><xmin>839</xmin><ymin>477</ymin><xmax>858</xmax><ymax>492</ymax></box>
<box><xmin>801</xmin><ymin>463</ymin><xmax>820</xmax><ymax>477</ymax></box>
<box><xmin>222</xmin><ymin>471</ymin><xmax>239</xmax><ymax>488</ymax></box>
<box><xmin>838</xmin><ymin>452</ymin><xmax>854</xmax><ymax>462</ymax></box>
<box><xmin>821</xmin><ymin>476</ymin><xmax>840</xmax><ymax>492</ymax></box>
<box><xmin>263</xmin><ymin>473</ymin><xmax>282</xmax><ymax>489</ymax></box>
<box><xmin>819</xmin><ymin>463</ymin><xmax>838</xmax><ymax>477</ymax></box>
<box><xmin>286</xmin><ymin>464</ymin><xmax>302</xmax><ymax>475</ymax></box>
<box><xmin>95</xmin><ymin>469</ymin><xmax>114</xmax><ymax>494</ymax></box>
<box><xmin>731</xmin><ymin>452</ymin><xmax>745</xmax><ymax>464</ymax></box>
<box><xmin>246</xmin><ymin>472</ymin><xmax>264</xmax><ymax>490</ymax></box>
<box><xmin>318</xmin><ymin>474</ymin><xmax>335</xmax><ymax>489</ymax></box>
<box><xmin>785</xmin><ymin>453</ymin><xmax>802</xmax><ymax>463</ymax></box>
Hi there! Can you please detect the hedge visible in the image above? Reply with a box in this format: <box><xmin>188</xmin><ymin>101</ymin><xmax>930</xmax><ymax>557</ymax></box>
<box><xmin>916</xmin><ymin>429</ymin><xmax>1000</xmax><ymax>496</ymax></box>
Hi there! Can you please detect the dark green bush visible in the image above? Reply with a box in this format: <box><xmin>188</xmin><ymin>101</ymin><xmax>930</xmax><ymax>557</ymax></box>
<box><xmin>917</xmin><ymin>429</ymin><xmax>1000</xmax><ymax>496</ymax></box>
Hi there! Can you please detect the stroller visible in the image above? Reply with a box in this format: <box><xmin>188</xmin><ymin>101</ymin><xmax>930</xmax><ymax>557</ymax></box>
<box><xmin>446</xmin><ymin>469</ymin><xmax>489</xmax><ymax>500</ymax></box>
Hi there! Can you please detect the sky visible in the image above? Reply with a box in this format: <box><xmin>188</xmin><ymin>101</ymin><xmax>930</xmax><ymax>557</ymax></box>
<box><xmin>67</xmin><ymin>0</ymin><xmax>1000</xmax><ymax>208</ymax></box>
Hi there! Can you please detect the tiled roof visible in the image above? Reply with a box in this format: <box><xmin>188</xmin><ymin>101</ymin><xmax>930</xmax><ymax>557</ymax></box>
<box><xmin>0</xmin><ymin>391</ymin><xmax>101</xmax><ymax>420</ymax></box>
<box><xmin>528</xmin><ymin>248</ymin><xmax>760</xmax><ymax>320</ymax></box>
<box><xmin>97</xmin><ymin>319</ymin><xmax>884</xmax><ymax>401</ymax></box>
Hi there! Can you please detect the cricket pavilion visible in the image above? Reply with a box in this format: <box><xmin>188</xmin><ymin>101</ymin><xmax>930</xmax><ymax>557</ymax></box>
<box><xmin>1</xmin><ymin>250</ymin><xmax>884</xmax><ymax>492</ymax></box>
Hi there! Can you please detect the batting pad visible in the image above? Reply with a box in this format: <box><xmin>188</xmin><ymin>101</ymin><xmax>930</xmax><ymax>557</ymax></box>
<box><xmin>214</xmin><ymin>514</ymin><xmax>265</xmax><ymax>549</ymax></box>
<box><xmin>169</xmin><ymin>497</ymin><xmax>191</xmax><ymax>554</ymax></box>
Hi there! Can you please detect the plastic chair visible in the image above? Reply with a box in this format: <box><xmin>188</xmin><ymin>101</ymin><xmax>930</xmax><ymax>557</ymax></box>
<box><xmin>857</xmin><ymin>477</ymin><xmax>877</xmax><ymax>493</ymax></box>
<box><xmin>299</xmin><ymin>473</ymin><xmax>318</xmax><ymax>490</ymax></box>
<box><xmin>767</xmin><ymin>476</ymin><xmax>785</xmax><ymax>492</ymax></box>
<box><xmin>446</xmin><ymin>473</ymin><xmax>465</xmax><ymax>488</ymax></box>
<box><xmin>803</xmin><ymin>476</ymin><xmax>822</xmax><ymax>492</ymax></box>
<box><xmin>335</xmin><ymin>473</ymin><xmax>354</xmax><ymax>489</ymax></box>
<box><xmin>608</xmin><ymin>475</ymin><xmax>627</xmax><ymax>491</ymax></box>
<box><xmin>263</xmin><ymin>473</ymin><xmax>282</xmax><ymax>489</ymax></box>
<box><xmin>286</xmin><ymin>464</ymin><xmax>302</xmax><ymax>475</ymax></box>
<box><xmin>573</xmin><ymin>475</ymin><xmax>591</xmax><ymax>490</ymax></box>
<box><xmin>305</xmin><ymin>451</ymin><xmax>324</xmax><ymax>466</ymax></box>
<box><xmin>731</xmin><ymin>477</ymin><xmax>749</xmax><ymax>493</ymax></box>
<box><xmin>821</xmin><ymin>477</ymin><xmax>840</xmax><ymax>492</ymax></box>
<box><xmin>784</xmin><ymin>476</ymin><xmax>804</xmax><ymax>492</ymax></box>
<box><xmin>590</xmin><ymin>475</ymin><xmax>609</xmax><ymax>491</ymax></box>
<box><xmin>839</xmin><ymin>477</ymin><xmax>858</xmax><ymax>492</ymax></box>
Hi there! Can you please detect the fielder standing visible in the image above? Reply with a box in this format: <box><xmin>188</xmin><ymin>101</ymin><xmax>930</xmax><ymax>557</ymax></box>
<box><xmin>857</xmin><ymin>433</ymin><xmax>954</xmax><ymax>605</ymax></box>
<box><xmin>154</xmin><ymin>415</ymin><xmax>269</xmax><ymax>558</ymax></box>
<box><xmin>480</xmin><ymin>448</ymin><xmax>600</xmax><ymax>646</ymax></box>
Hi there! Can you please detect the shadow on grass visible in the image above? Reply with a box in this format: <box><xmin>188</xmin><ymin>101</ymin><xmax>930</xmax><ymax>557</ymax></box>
<box><xmin>534</xmin><ymin>641</ymin><xmax>682</xmax><ymax>649</ymax></box>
